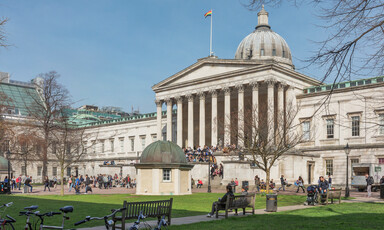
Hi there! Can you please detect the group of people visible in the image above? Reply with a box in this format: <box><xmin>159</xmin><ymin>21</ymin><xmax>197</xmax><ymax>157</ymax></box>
<box><xmin>210</xmin><ymin>163</ymin><xmax>224</xmax><ymax>180</ymax></box>
<box><xmin>184</xmin><ymin>145</ymin><xmax>218</xmax><ymax>163</ymax></box>
<box><xmin>2</xmin><ymin>175</ymin><xmax>34</xmax><ymax>192</ymax></box>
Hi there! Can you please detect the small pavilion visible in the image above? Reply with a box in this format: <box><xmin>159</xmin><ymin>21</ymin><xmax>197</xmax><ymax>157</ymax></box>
<box><xmin>135</xmin><ymin>141</ymin><xmax>194</xmax><ymax>195</ymax></box>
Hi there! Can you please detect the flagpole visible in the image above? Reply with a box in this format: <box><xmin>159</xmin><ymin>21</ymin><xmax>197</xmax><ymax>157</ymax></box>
<box><xmin>210</xmin><ymin>9</ymin><xmax>213</xmax><ymax>56</ymax></box>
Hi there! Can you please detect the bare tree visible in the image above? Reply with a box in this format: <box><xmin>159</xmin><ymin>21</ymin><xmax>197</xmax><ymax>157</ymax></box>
<box><xmin>0</xmin><ymin>17</ymin><xmax>9</xmax><ymax>48</ymax></box>
<box><xmin>26</xmin><ymin>71</ymin><xmax>70</xmax><ymax>179</ymax></box>
<box><xmin>233</xmin><ymin>98</ymin><xmax>303</xmax><ymax>193</ymax></box>
<box><xmin>12</xmin><ymin>131</ymin><xmax>42</xmax><ymax>176</ymax></box>
<box><xmin>49</xmin><ymin>112</ymin><xmax>92</xmax><ymax>196</ymax></box>
<box><xmin>247</xmin><ymin>1</ymin><xmax>384</xmax><ymax>84</ymax></box>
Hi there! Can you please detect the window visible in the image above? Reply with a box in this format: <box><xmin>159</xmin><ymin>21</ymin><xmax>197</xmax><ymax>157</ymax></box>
<box><xmin>282</xmin><ymin>50</ymin><xmax>286</xmax><ymax>58</ymax></box>
<box><xmin>67</xmin><ymin>167</ymin><xmax>71</xmax><ymax>177</ymax></box>
<box><xmin>83</xmin><ymin>142</ymin><xmax>87</xmax><ymax>154</ymax></box>
<box><xmin>36</xmin><ymin>144</ymin><xmax>41</xmax><ymax>154</ymax></box>
<box><xmin>140</xmin><ymin>136</ymin><xmax>146</xmax><ymax>150</ymax></box>
<box><xmin>151</xmin><ymin>134</ymin><xmax>157</xmax><ymax>142</ymax></box>
<box><xmin>110</xmin><ymin>139</ymin><xmax>114</xmax><ymax>152</ymax></box>
<box><xmin>325</xmin><ymin>159</ymin><xmax>333</xmax><ymax>176</ymax></box>
<box><xmin>260</xmin><ymin>48</ymin><xmax>264</xmax><ymax>56</ymax></box>
<box><xmin>326</xmin><ymin>119</ymin><xmax>334</xmax><ymax>139</ymax></box>
<box><xmin>119</xmin><ymin>138</ymin><xmax>124</xmax><ymax>152</ymax></box>
<box><xmin>52</xmin><ymin>142</ymin><xmax>56</xmax><ymax>154</ymax></box>
<box><xmin>21</xmin><ymin>166</ymin><xmax>26</xmax><ymax>175</ymax></box>
<box><xmin>130</xmin><ymin>138</ymin><xmax>135</xmax><ymax>151</ymax></box>
<box><xmin>351</xmin><ymin>159</ymin><xmax>359</xmax><ymax>165</ymax></box>
<box><xmin>352</xmin><ymin>116</ymin><xmax>360</xmax><ymax>136</ymax></box>
<box><xmin>52</xmin><ymin>167</ymin><xmax>57</xmax><ymax>177</ymax></box>
<box><xmin>163</xmin><ymin>169</ymin><xmax>171</xmax><ymax>182</ymax></box>
<box><xmin>37</xmin><ymin>166</ymin><xmax>42</xmax><ymax>176</ymax></box>
<box><xmin>379</xmin><ymin>158</ymin><xmax>384</xmax><ymax>164</ymax></box>
<box><xmin>272</xmin><ymin>49</ymin><xmax>276</xmax><ymax>56</ymax></box>
<box><xmin>302</xmin><ymin>121</ymin><xmax>310</xmax><ymax>141</ymax></box>
<box><xmin>379</xmin><ymin>114</ymin><xmax>384</xmax><ymax>135</ymax></box>
<box><xmin>66</xmin><ymin>142</ymin><xmax>71</xmax><ymax>155</ymax></box>
<box><xmin>101</xmin><ymin>140</ymin><xmax>105</xmax><ymax>153</ymax></box>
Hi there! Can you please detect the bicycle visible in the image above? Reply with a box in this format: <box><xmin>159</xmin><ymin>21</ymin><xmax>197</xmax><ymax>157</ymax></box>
<box><xmin>128</xmin><ymin>211</ymin><xmax>152</xmax><ymax>230</ymax></box>
<box><xmin>0</xmin><ymin>202</ymin><xmax>16</xmax><ymax>230</ymax></box>
<box><xmin>19</xmin><ymin>205</ymin><xmax>39</xmax><ymax>230</ymax></box>
<box><xmin>154</xmin><ymin>215</ymin><xmax>168</xmax><ymax>230</ymax></box>
<box><xmin>74</xmin><ymin>207</ymin><xmax>126</xmax><ymax>230</ymax></box>
<box><xmin>35</xmin><ymin>206</ymin><xmax>73</xmax><ymax>230</ymax></box>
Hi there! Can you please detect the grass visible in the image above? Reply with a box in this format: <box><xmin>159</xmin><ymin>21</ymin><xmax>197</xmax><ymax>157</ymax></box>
<box><xmin>0</xmin><ymin>193</ymin><xmax>306</xmax><ymax>229</ymax></box>
<box><xmin>168</xmin><ymin>203</ymin><xmax>384</xmax><ymax>230</ymax></box>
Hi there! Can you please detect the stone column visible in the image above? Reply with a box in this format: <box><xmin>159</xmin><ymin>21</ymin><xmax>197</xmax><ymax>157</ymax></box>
<box><xmin>224</xmin><ymin>87</ymin><xmax>231</xmax><ymax>146</ymax></box>
<box><xmin>166</xmin><ymin>98</ymin><xmax>173</xmax><ymax>141</ymax></box>
<box><xmin>199</xmin><ymin>92</ymin><xmax>206</xmax><ymax>147</ymax></box>
<box><xmin>187</xmin><ymin>94</ymin><xmax>194</xmax><ymax>148</ymax></box>
<box><xmin>267</xmin><ymin>79</ymin><xmax>275</xmax><ymax>143</ymax></box>
<box><xmin>211</xmin><ymin>90</ymin><xmax>218</xmax><ymax>146</ymax></box>
<box><xmin>176</xmin><ymin>96</ymin><xmax>183</xmax><ymax>147</ymax></box>
<box><xmin>155</xmin><ymin>100</ymin><xmax>163</xmax><ymax>141</ymax></box>
<box><xmin>237</xmin><ymin>84</ymin><xmax>244</xmax><ymax>147</ymax></box>
<box><xmin>277</xmin><ymin>83</ymin><xmax>285</xmax><ymax>143</ymax></box>
<box><xmin>251</xmin><ymin>81</ymin><xmax>259</xmax><ymax>141</ymax></box>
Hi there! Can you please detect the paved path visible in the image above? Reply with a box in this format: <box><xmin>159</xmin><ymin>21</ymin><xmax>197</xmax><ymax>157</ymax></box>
<box><xmin>77</xmin><ymin>194</ymin><xmax>384</xmax><ymax>230</ymax></box>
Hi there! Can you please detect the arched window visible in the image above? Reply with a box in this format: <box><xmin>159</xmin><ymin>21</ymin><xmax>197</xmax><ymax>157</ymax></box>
<box><xmin>272</xmin><ymin>49</ymin><xmax>276</xmax><ymax>56</ymax></box>
<box><xmin>260</xmin><ymin>49</ymin><xmax>265</xmax><ymax>56</ymax></box>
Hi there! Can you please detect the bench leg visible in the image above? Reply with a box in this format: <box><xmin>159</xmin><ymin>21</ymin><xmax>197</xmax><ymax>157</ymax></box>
<box><xmin>235</xmin><ymin>209</ymin><xmax>238</xmax><ymax>215</ymax></box>
<box><xmin>225</xmin><ymin>209</ymin><xmax>228</xmax><ymax>219</ymax></box>
<box><xmin>243</xmin><ymin>208</ymin><xmax>246</xmax><ymax>215</ymax></box>
<box><xmin>215</xmin><ymin>203</ymin><xmax>219</xmax><ymax>218</ymax></box>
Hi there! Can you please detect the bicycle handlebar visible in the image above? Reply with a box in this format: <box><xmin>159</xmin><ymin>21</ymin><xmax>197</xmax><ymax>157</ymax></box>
<box><xmin>74</xmin><ymin>207</ymin><xmax>126</xmax><ymax>226</ymax></box>
<box><xmin>0</xmin><ymin>202</ymin><xmax>13</xmax><ymax>208</ymax></box>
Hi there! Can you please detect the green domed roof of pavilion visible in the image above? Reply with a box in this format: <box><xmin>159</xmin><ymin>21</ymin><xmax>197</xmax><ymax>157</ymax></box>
<box><xmin>140</xmin><ymin>141</ymin><xmax>187</xmax><ymax>164</ymax></box>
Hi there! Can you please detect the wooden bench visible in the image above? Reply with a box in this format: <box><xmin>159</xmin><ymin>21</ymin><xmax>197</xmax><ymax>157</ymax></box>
<box><xmin>215</xmin><ymin>193</ymin><xmax>256</xmax><ymax>218</ymax></box>
<box><xmin>112</xmin><ymin>198</ymin><xmax>173</xmax><ymax>230</ymax></box>
<box><xmin>318</xmin><ymin>188</ymin><xmax>342</xmax><ymax>205</ymax></box>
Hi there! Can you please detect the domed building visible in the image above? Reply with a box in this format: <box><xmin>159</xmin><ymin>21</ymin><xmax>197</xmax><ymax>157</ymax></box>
<box><xmin>234</xmin><ymin>5</ymin><xmax>293</xmax><ymax>69</ymax></box>
<box><xmin>135</xmin><ymin>141</ymin><xmax>193</xmax><ymax>195</ymax></box>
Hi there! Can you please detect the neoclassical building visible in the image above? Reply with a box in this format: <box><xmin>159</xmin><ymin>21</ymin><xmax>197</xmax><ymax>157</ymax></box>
<box><xmin>1</xmin><ymin>7</ymin><xmax>384</xmax><ymax>187</ymax></box>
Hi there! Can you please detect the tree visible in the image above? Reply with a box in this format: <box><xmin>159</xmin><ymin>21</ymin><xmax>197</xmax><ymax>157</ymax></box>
<box><xmin>247</xmin><ymin>1</ymin><xmax>384</xmax><ymax>84</ymax></box>
<box><xmin>49</xmin><ymin>111</ymin><xmax>92</xmax><ymax>196</ymax></box>
<box><xmin>12</xmin><ymin>131</ymin><xmax>42</xmax><ymax>176</ymax></box>
<box><xmin>26</xmin><ymin>71</ymin><xmax>70</xmax><ymax>179</ymax></box>
<box><xmin>233</xmin><ymin>91</ymin><xmax>303</xmax><ymax>193</ymax></box>
<box><xmin>0</xmin><ymin>17</ymin><xmax>9</xmax><ymax>48</ymax></box>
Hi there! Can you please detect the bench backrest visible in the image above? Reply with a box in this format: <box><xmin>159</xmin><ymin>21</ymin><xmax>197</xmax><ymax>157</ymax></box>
<box><xmin>328</xmin><ymin>189</ymin><xmax>342</xmax><ymax>198</ymax></box>
<box><xmin>123</xmin><ymin>198</ymin><xmax>173</xmax><ymax>219</ymax></box>
<box><xmin>227</xmin><ymin>193</ymin><xmax>256</xmax><ymax>209</ymax></box>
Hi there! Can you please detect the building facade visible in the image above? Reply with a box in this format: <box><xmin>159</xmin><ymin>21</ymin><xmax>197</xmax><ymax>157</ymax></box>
<box><xmin>1</xmin><ymin>7</ymin><xmax>384</xmax><ymax>187</ymax></box>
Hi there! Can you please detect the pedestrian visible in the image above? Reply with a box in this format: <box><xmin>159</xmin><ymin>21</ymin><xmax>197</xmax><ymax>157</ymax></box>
<box><xmin>254</xmin><ymin>175</ymin><xmax>260</xmax><ymax>192</ymax></box>
<box><xmin>68</xmin><ymin>176</ymin><xmax>73</xmax><ymax>192</ymax></box>
<box><xmin>365</xmin><ymin>174</ymin><xmax>374</xmax><ymax>198</ymax></box>
<box><xmin>43</xmin><ymin>176</ymin><xmax>50</xmax><ymax>192</ymax></box>
<box><xmin>85</xmin><ymin>174</ymin><xmax>92</xmax><ymax>194</ymax></box>
<box><xmin>296</xmin><ymin>176</ymin><xmax>305</xmax><ymax>193</ymax></box>
<box><xmin>278</xmin><ymin>175</ymin><xmax>285</xmax><ymax>191</ymax></box>
<box><xmin>17</xmin><ymin>175</ymin><xmax>22</xmax><ymax>190</ymax></box>
<box><xmin>328</xmin><ymin>175</ymin><xmax>332</xmax><ymax>189</ymax></box>
<box><xmin>24</xmin><ymin>176</ymin><xmax>33</xmax><ymax>193</ymax></box>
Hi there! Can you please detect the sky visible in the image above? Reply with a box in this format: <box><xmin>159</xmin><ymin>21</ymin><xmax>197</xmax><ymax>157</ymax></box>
<box><xmin>0</xmin><ymin>0</ymin><xmax>328</xmax><ymax>113</ymax></box>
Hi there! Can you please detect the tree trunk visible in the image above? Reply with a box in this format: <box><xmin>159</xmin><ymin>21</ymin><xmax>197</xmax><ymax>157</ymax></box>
<box><xmin>60</xmin><ymin>165</ymin><xmax>65</xmax><ymax>196</ymax></box>
<box><xmin>266</xmin><ymin>169</ymin><xmax>270</xmax><ymax>194</ymax></box>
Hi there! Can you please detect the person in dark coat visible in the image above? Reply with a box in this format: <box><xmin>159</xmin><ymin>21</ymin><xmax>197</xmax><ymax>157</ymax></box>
<box><xmin>207</xmin><ymin>184</ymin><xmax>234</xmax><ymax>217</ymax></box>
<box><xmin>318</xmin><ymin>176</ymin><xmax>329</xmax><ymax>194</ymax></box>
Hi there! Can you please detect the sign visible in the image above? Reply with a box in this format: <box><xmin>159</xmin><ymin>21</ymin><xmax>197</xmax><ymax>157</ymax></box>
<box><xmin>375</xmin><ymin>167</ymin><xmax>381</xmax><ymax>172</ymax></box>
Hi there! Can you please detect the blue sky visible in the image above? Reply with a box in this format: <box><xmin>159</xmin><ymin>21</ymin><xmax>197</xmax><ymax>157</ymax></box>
<box><xmin>0</xmin><ymin>0</ymin><xmax>327</xmax><ymax>113</ymax></box>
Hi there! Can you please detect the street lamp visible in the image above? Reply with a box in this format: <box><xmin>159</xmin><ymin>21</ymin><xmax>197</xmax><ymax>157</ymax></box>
<box><xmin>207</xmin><ymin>153</ymin><xmax>212</xmax><ymax>193</ymax></box>
<box><xmin>344</xmin><ymin>143</ymin><xmax>351</xmax><ymax>197</ymax></box>
<box><xmin>6</xmin><ymin>150</ymin><xmax>11</xmax><ymax>195</ymax></box>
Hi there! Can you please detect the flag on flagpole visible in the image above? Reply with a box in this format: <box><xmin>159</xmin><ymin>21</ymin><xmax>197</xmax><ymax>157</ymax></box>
<box><xmin>204</xmin><ymin>10</ymin><xmax>212</xmax><ymax>18</ymax></box>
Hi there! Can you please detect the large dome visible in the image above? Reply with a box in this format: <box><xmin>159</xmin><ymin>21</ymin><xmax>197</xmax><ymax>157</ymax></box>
<box><xmin>235</xmin><ymin>6</ymin><xmax>293</xmax><ymax>69</ymax></box>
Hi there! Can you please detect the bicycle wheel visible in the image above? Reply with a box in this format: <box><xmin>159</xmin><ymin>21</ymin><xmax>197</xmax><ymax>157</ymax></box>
<box><xmin>4</xmin><ymin>223</ymin><xmax>15</xmax><ymax>230</ymax></box>
<box><xmin>141</xmin><ymin>221</ymin><xmax>152</xmax><ymax>230</ymax></box>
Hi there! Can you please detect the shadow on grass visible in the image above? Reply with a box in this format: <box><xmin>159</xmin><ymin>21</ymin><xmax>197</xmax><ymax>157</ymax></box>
<box><xmin>168</xmin><ymin>203</ymin><xmax>384</xmax><ymax>230</ymax></box>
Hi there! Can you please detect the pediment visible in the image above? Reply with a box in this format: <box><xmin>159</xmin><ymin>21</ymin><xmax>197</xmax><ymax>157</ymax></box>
<box><xmin>152</xmin><ymin>58</ymin><xmax>259</xmax><ymax>91</ymax></box>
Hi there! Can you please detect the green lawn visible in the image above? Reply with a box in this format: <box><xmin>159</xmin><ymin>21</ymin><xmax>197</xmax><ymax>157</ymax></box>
<box><xmin>0</xmin><ymin>193</ymin><xmax>305</xmax><ymax>229</ymax></box>
<box><xmin>169</xmin><ymin>203</ymin><xmax>384</xmax><ymax>230</ymax></box>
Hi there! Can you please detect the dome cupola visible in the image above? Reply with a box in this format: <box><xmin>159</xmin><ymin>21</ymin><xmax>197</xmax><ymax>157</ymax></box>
<box><xmin>235</xmin><ymin>6</ymin><xmax>293</xmax><ymax>69</ymax></box>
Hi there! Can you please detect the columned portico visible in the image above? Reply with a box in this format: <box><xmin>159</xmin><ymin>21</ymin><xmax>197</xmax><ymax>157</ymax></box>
<box><xmin>251</xmin><ymin>81</ymin><xmax>259</xmax><ymax>141</ymax></box>
<box><xmin>166</xmin><ymin>98</ymin><xmax>173</xmax><ymax>141</ymax></box>
<box><xmin>155</xmin><ymin>100</ymin><xmax>163</xmax><ymax>141</ymax></box>
<box><xmin>176</xmin><ymin>96</ymin><xmax>183</xmax><ymax>147</ymax></box>
<box><xmin>199</xmin><ymin>92</ymin><xmax>206</xmax><ymax>147</ymax></box>
<box><xmin>187</xmin><ymin>94</ymin><xmax>194</xmax><ymax>148</ymax></box>
<box><xmin>224</xmin><ymin>87</ymin><xmax>231</xmax><ymax>146</ymax></box>
<box><xmin>211</xmin><ymin>90</ymin><xmax>218</xmax><ymax>146</ymax></box>
<box><xmin>237</xmin><ymin>84</ymin><xmax>244</xmax><ymax>147</ymax></box>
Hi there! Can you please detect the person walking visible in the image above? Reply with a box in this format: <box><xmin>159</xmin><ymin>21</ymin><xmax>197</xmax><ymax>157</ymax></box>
<box><xmin>17</xmin><ymin>175</ymin><xmax>22</xmax><ymax>190</ymax></box>
<box><xmin>366</xmin><ymin>174</ymin><xmax>374</xmax><ymax>198</ymax></box>
<box><xmin>43</xmin><ymin>176</ymin><xmax>50</xmax><ymax>192</ymax></box>
<box><xmin>278</xmin><ymin>175</ymin><xmax>286</xmax><ymax>191</ymax></box>
<box><xmin>296</xmin><ymin>176</ymin><xmax>305</xmax><ymax>193</ymax></box>
<box><xmin>85</xmin><ymin>174</ymin><xmax>92</xmax><ymax>194</ymax></box>
<box><xmin>254</xmin><ymin>175</ymin><xmax>260</xmax><ymax>192</ymax></box>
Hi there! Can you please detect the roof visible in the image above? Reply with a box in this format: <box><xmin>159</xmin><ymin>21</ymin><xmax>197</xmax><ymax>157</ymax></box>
<box><xmin>0</xmin><ymin>82</ymin><xmax>39</xmax><ymax>117</ymax></box>
<box><xmin>140</xmin><ymin>141</ymin><xmax>187</xmax><ymax>164</ymax></box>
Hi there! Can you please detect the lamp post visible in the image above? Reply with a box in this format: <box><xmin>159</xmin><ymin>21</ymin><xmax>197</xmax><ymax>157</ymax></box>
<box><xmin>344</xmin><ymin>143</ymin><xmax>351</xmax><ymax>197</ymax></box>
<box><xmin>207</xmin><ymin>153</ymin><xmax>212</xmax><ymax>193</ymax></box>
<box><xmin>6</xmin><ymin>150</ymin><xmax>11</xmax><ymax>195</ymax></box>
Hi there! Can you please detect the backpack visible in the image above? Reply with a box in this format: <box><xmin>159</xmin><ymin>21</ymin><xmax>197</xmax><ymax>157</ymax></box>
<box><xmin>368</xmin><ymin>176</ymin><xmax>374</xmax><ymax>185</ymax></box>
